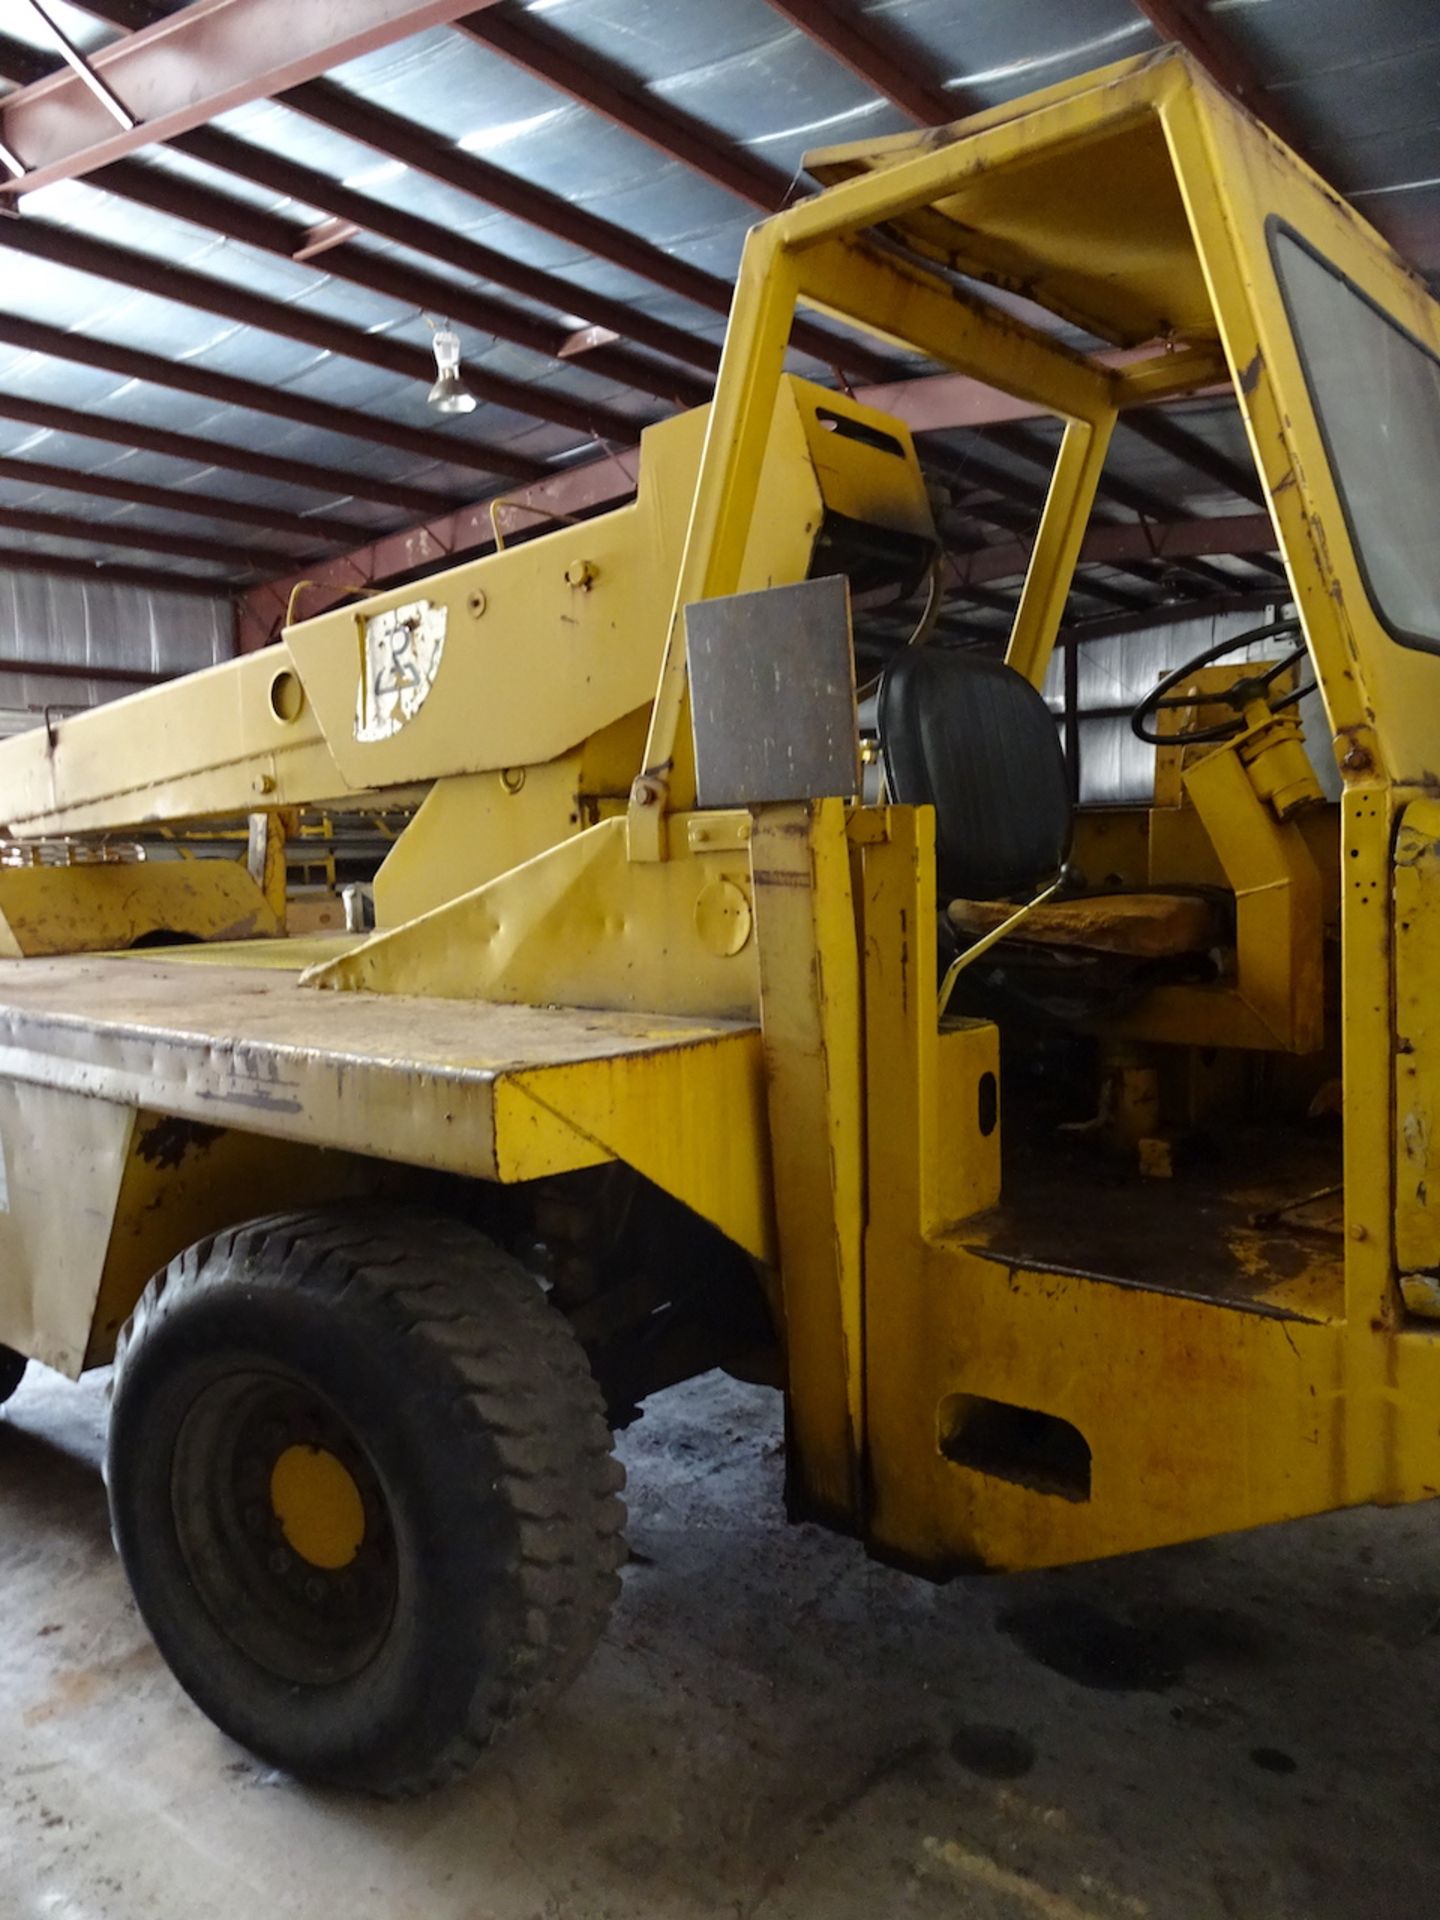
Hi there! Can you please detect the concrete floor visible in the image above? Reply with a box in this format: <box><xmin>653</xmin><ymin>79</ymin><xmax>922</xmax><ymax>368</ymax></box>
<box><xmin>3</xmin><ymin>1365</ymin><xmax>1437</xmax><ymax>1920</ymax></box>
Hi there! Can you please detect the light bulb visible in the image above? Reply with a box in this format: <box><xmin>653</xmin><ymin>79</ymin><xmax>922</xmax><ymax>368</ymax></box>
<box><xmin>427</xmin><ymin>324</ymin><xmax>476</xmax><ymax>414</ymax></box>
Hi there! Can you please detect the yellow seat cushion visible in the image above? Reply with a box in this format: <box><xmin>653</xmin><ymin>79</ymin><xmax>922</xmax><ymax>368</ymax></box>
<box><xmin>946</xmin><ymin>891</ymin><xmax>1223</xmax><ymax>960</ymax></box>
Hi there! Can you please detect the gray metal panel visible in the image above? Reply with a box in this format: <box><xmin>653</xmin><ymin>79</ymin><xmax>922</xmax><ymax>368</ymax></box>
<box><xmin>687</xmin><ymin>576</ymin><xmax>859</xmax><ymax>807</ymax></box>
<box><xmin>1042</xmin><ymin>607</ymin><xmax>1340</xmax><ymax>808</ymax></box>
<box><xmin>0</xmin><ymin>572</ymin><xmax>229</xmax><ymax>681</ymax></box>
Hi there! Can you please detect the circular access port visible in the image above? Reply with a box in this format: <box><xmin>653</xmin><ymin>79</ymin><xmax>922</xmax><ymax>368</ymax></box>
<box><xmin>694</xmin><ymin>876</ymin><xmax>753</xmax><ymax>958</ymax></box>
<box><xmin>268</xmin><ymin>668</ymin><xmax>304</xmax><ymax>724</ymax></box>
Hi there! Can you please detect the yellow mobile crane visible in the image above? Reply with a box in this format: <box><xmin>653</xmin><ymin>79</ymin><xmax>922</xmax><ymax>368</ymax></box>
<box><xmin>0</xmin><ymin>47</ymin><xmax>1436</xmax><ymax>1794</ymax></box>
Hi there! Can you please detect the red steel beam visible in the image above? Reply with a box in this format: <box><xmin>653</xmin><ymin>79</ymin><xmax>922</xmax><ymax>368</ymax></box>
<box><xmin>0</xmin><ymin>0</ymin><xmax>505</xmax><ymax>197</ymax></box>
<box><xmin>0</xmin><ymin>312</ymin><xmax>501</xmax><ymax>499</ymax></box>
<box><xmin>16</xmin><ymin>5</ymin><xmax>889</xmax><ymax>383</ymax></box>
<box><xmin>1</xmin><ymin>11</ymin><xmax>720</xmax><ymax>383</ymax></box>
<box><xmin>1117</xmin><ymin>407</ymin><xmax>1268</xmax><ymax>508</ymax></box>
<box><xmin>169</xmin><ymin>127</ymin><xmax>719</xmax><ymax>391</ymax></box>
<box><xmin>1130</xmin><ymin>1</ymin><xmax>1311</xmax><ymax>157</ymax></box>
<box><xmin>452</xmin><ymin>5</ymin><xmax>792</xmax><ymax>212</ymax></box>
<box><xmin>92</xmin><ymin>155</ymin><xmax>708</xmax><ymax>414</ymax></box>
<box><xmin>0</xmin><ymin>390</ymin><xmax>462</xmax><ymax>520</ymax></box>
<box><xmin>0</xmin><ymin>453</ymin><xmax>364</xmax><ymax>545</ymax></box>
<box><xmin>0</xmin><ymin>546</ymin><xmax>222</xmax><ymax>597</ymax></box>
<box><xmin>236</xmin><ymin>447</ymin><xmax>641</xmax><ymax>651</ymax></box>
<box><xmin>0</xmin><ymin>502</ymin><xmax>258</xmax><ymax>571</ymax></box>
<box><xmin>285</xmin><ymin>80</ymin><xmax>897</xmax><ymax>384</ymax></box>
<box><xmin>953</xmin><ymin>511</ymin><xmax>1276</xmax><ymax>589</ymax></box>
<box><xmin>761</xmin><ymin>0</ymin><xmax>959</xmax><ymax>125</ymax></box>
<box><xmin>0</xmin><ymin>216</ymin><xmax>615</xmax><ymax>468</ymax></box>
<box><xmin>1066</xmin><ymin>588</ymin><xmax>1282</xmax><ymax>646</ymax></box>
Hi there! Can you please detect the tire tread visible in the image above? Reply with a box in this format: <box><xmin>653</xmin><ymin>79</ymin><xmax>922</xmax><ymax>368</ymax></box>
<box><xmin>110</xmin><ymin>1204</ymin><xmax>625</xmax><ymax>1797</ymax></box>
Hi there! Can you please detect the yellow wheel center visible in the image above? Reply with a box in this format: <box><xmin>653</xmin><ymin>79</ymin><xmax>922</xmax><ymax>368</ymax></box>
<box><xmin>269</xmin><ymin>1444</ymin><xmax>366</xmax><ymax>1571</ymax></box>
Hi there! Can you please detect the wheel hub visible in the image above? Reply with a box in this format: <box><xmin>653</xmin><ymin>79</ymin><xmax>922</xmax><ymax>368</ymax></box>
<box><xmin>170</xmin><ymin>1369</ymin><xmax>398</xmax><ymax>1685</ymax></box>
<box><xmin>269</xmin><ymin>1443</ymin><xmax>366</xmax><ymax>1571</ymax></box>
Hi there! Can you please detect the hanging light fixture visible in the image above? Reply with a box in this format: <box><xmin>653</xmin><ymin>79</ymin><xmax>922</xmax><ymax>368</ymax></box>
<box><xmin>427</xmin><ymin>322</ymin><xmax>476</xmax><ymax>414</ymax></box>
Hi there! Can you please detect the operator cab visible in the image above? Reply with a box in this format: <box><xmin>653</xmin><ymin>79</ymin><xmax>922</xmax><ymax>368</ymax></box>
<box><xmin>876</xmin><ymin>644</ymin><xmax>1232</xmax><ymax>1013</ymax></box>
<box><xmin>861</xmin><ymin>607</ymin><xmax>1343</xmax><ymax>1318</ymax></box>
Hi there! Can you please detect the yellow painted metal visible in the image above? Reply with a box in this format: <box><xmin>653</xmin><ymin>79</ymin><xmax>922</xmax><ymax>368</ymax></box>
<box><xmin>748</xmin><ymin>800</ymin><xmax>865</xmax><ymax>1524</ymax></box>
<box><xmin>797</xmin><ymin>57</ymin><xmax>1207</xmax><ymax>342</ymax></box>
<box><xmin>492</xmin><ymin>1026</ymin><xmax>773</xmax><ymax>1264</ymax></box>
<box><xmin>0</xmin><ymin>379</ymin><xmax>923</xmax><ymax>865</ymax></box>
<box><xmin>0</xmin><ymin>45</ymin><xmax>1439</xmax><ymax>1592</ymax></box>
<box><xmin>0</xmin><ymin>648</ymin><xmax>354</xmax><ymax>838</ymax></box>
<box><xmin>850</xmin><ymin>798</ymin><xmax>1440</xmax><ymax>1572</ymax></box>
<box><xmin>856</xmin><ymin>809</ymin><xmax>956</xmax><ymax>1236</ymax></box>
<box><xmin>0</xmin><ymin>857</ymin><xmax>277</xmax><ymax>956</ymax></box>
<box><xmin>305</xmin><ymin>813</ymin><xmax>761</xmax><ymax>1019</ymax></box>
<box><xmin>270</xmin><ymin>1446</ymin><xmax>366</xmax><ymax>1571</ymax></box>
<box><xmin>124</xmin><ymin>932</ymin><xmax>353</xmax><ymax>970</ymax></box>
<box><xmin>931</xmin><ymin>1018</ymin><xmax>1001</xmax><ymax>1227</ymax></box>
<box><xmin>0</xmin><ymin>946</ymin><xmax>757</xmax><ymax>1162</ymax></box>
<box><xmin>631</xmin><ymin>229</ymin><xmax>801</xmax><ymax>855</ymax></box>
<box><xmin>794</xmin><ymin>236</ymin><xmax>1118</xmax><ymax>424</ymax></box>
<box><xmin>1157</xmin><ymin>72</ymin><xmax>1438</xmax><ymax>785</ymax></box>
<box><xmin>628</xmin><ymin>218</ymin><xmax>1115</xmax><ymax>840</ymax></box>
<box><xmin>1104</xmin><ymin>732</ymin><xmax>1324</xmax><ymax>1052</ymax></box>
<box><xmin>1392</xmin><ymin>801</ymin><xmax>1440</xmax><ymax>1314</ymax></box>
<box><xmin>371</xmin><ymin>709</ymin><xmax>648</xmax><ymax>927</ymax></box>
<box><xmin>87</xmin><ymin>1113</ymin><xmax>384</xmax><ymax>1370</ymax></box>
<box><xmin>1004</xmin><ymin>415</ymin><xmax>1116</xmax><ymax>690</ymax></box>
<box><xmin>948</xmin><ymin>890</ymin><xmax>1221</xmax><ymax>959</ymax></box>
<box><xmin>285</xmin><ymin>407</ymin><xmax>707</xmax><ymax>796</ymax></box>
<box><xmin>0</xmin><ymin>952</ymin><xmax>771</xmax><ymax>1287</ymax></box>
<box><xmin>1112</xmin><ymin>343</ymin><xmax>1228</xmax><ymax>405</ymax></box>
<box><xmin>0</xmin><ymin>408</ymin><xmax>700</xmax><ymax>836</ymax></box>
<box><xmin>1238</xmin><ymin>707</ymin><xmax>1323</xmax><ymax>820</ymax></box>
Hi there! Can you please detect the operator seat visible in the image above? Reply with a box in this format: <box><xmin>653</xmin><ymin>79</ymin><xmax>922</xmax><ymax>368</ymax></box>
<box><xmin>875</xmin><ymin>648</ymin><xmax>1227</xmax><ymax>969</ymax></box>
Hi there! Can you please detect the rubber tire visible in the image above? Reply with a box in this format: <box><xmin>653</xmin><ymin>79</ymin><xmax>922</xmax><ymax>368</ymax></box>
<box><xmin>106</xmin><ymin>1207</ymin><xmax>625</xmax><ymax>1795</ymax></box>
<box><xmin>0</xmin><ymin>1344</ymin><xmax>26</xmax><ymax>1405</ymax></box>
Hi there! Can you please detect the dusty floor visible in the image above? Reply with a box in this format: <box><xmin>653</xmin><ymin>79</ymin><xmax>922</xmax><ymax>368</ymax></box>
<box><xmin>2</xmin><ymin>1365</ymin><xmax>1437</xmax><ymax>1920</ymax></box>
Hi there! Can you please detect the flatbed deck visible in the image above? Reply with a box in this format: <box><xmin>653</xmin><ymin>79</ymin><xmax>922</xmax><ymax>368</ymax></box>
<box><xmin>0</xmin><ymin>951</ymin><xmax>762</xmax><ymax>1189</ymax></box>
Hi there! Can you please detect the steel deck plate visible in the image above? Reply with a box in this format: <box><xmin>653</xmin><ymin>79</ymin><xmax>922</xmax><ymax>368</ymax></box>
<box><xmin>0</xmin><ymin>954</ymin><xmax>758</xmax><ymax>1183</ymax></box>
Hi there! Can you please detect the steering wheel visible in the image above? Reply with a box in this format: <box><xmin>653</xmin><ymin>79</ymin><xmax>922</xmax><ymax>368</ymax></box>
<box><xmin>1129</xmin><ymin>616</ymin><xmax>1313</xmax><ymax>746</ymax></box>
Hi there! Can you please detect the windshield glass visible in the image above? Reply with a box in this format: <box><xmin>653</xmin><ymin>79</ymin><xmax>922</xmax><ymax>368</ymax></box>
<box><xmin>1272</xmin><ymin>225</ymin><xmax>1440</xmax><ymax>653</ymax></box>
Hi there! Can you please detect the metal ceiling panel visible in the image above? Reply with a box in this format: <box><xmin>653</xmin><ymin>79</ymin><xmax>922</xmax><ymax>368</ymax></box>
<box><xmin>0</xmin><ymin>0</ymin><xmax>1427</xmax><ymax>656</ymax></box>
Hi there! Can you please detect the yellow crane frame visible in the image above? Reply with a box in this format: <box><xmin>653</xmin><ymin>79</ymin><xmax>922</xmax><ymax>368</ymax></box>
<box><xmin>603</xmin><ymin>44</ymin><xmax>1440</xmax><ymax>1568</ymax></box>
<box><xmin>1</xmin><ymin>48</ymin><xmax>1439</xmax><ymax>1580</ymax></box>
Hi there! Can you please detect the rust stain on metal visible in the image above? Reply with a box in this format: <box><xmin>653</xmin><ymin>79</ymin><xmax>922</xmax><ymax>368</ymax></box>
<box><xmin>134</xmin><ymin>1114</ymin><xmax>225</xmax><ymax>1170</ymax></box>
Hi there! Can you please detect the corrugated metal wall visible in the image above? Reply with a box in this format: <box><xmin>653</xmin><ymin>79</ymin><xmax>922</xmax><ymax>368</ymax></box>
<box><xmin>0</xmin><ymin>572</ymin><xmax>231</xmax><ymax>737</ymax></box>
<box><xmin>1044</xmin><ymin>608</ymin><xmax>1340</xmax><ymax>807</ymax></box>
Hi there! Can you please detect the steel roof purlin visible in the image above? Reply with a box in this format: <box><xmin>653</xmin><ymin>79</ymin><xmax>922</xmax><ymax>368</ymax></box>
<box><xmin>0</xmin><ymin>0</ymin><xmax>508</xmax><ymax>197</ymax></box>
<box><xmin>451</xmin><ymin>5</ymin><xmax>791</xmax><ymax>212</ymax></box>
<box><xmin>760</xmin><ymin>0</ymin><xmax>961</xmax><ymax>125</ymax></box>
<box><xmin>0</xmin><ymin>0</ymin><xmax>1427</xmax><ymax>621</ymax></box>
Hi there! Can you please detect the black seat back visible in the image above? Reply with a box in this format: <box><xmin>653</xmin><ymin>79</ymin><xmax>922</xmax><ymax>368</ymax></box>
<box><xmin>877</xmin><ymin>649</ymin><xmax>1072</xmax><ymax>901</ymax></box>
